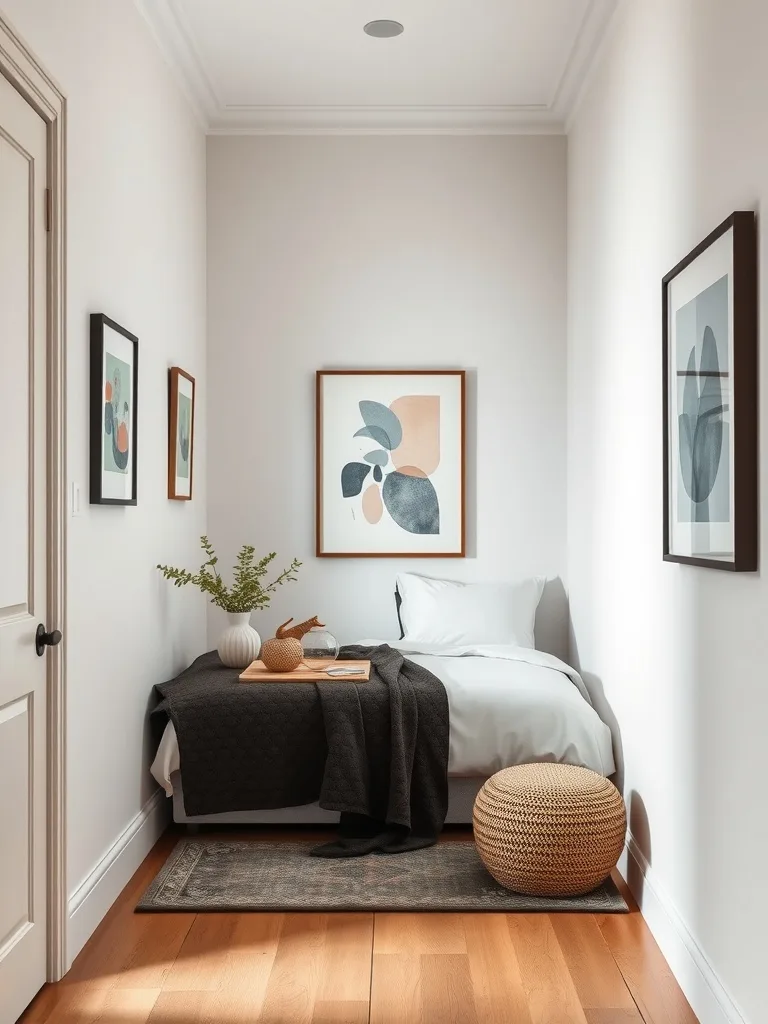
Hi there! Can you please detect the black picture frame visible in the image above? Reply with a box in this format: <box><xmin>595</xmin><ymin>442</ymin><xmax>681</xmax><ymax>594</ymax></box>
<box><xmin>662</xmin><ymin>211</ymin><xmax>757</xmax><ymax>571</ymax></box>
<box><xmin>90</xmin><ymin>313</ymin><xmax>139</xmax><ymax>505</ymax></box>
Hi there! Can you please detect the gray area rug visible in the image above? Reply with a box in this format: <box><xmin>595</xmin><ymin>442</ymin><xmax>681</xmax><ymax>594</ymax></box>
<box><xmin>136</xmin><ymin>839</ymin><xmax>628</xmax><ymax>913</ymax></box>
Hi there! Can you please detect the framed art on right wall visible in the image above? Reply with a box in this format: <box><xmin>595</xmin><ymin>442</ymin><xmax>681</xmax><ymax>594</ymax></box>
<box><xmin>662</xmin><ymin>211</ymin><xmax>758</xmax><ymax>571</ymax></box>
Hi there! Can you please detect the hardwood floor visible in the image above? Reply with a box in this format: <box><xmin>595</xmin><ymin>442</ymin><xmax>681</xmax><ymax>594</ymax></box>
<box><xmin>20</xmin><ymin>829</ymin><xmax>698</xmax><ymax>1024</ymax></box>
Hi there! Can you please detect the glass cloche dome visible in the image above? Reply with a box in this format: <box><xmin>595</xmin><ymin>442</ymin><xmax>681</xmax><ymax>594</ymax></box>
<box><xmin>301</xmin><ymin>627</ymin><xmax>339</xmax><ymax>669</ymax></box>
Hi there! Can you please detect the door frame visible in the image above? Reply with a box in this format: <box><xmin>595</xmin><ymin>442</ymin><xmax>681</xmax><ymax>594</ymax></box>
<box><xmin>0</xmin><ymin>14</ymin><xmax>68</xmax><ymax>981</ymax></box>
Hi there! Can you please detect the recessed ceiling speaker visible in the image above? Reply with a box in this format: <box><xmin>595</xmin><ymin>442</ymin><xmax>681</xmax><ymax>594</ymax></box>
<box><xmin>364</xmin><ymin>20</ymin><xmax>404</xmax><ymax>38</ymax></box>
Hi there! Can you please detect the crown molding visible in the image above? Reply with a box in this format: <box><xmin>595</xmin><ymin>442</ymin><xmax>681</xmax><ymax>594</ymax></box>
<box><xmin>549</xmin><ymin>0</ymin><xmax>619</xmax><ymax>120</ymax></box>
<box><xmin>135</xmin><ymin>0</ymin><xmax>617</xmax><ymax>136</ymax></box>
<box><xmin>208</xmin><ymin>105</ymin><xmax>564</xmax><ymax>136</ymax></box>
<box><xmin>133</xmin><ymin>0</ymin><xmax>217</xmax><ymax>127</ymax></box>
<box><xmin>564</xmin><ymin>0</ymin><xmax>625</xmax><ymax>131</ymax></box>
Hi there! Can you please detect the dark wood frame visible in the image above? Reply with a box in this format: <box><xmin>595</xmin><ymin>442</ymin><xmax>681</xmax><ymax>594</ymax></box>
<box><xmin>89</xmin><ymin>313</ymin><xmax>138</xmax><ymax>506</ymax></box>
<box><xmin>316</xmin><ymin>369</ymin><xmax>466</xmax><ymax>558</ymax></box>
<box><xmin>662</xmin><ymin>211</ymin><xmax>758</xmax><ymax>571</ymax></box>
<box><xmin>167</xmin><ymin>366</ymin><xmax>196</xmax><ymax>500</ymax></box>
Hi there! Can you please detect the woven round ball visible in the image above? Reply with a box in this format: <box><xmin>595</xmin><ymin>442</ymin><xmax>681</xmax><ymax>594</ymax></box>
<box><xmin>260</xmin><ymin>637</ymin><xmax>303</xmax><ymax>673</ymax></box>
<box><xmin>473</xmin><ymin>764</ymin><xmax>626</xmax><ymax>897</ymax></box>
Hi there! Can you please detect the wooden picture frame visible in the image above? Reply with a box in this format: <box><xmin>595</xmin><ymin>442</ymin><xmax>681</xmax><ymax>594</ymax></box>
<box><xmin>90</xmin><ymin>313</ymin><xmax>138</xmax><ymax>505</ymax></box>
<box><xmin>316</xmin><ymin>369</ymin><xmax>466</xmax><ymax>557</ymax></box>
<box><xmin>168</xmin><ymin>367</ymin><xmax>196</xmax><ymax>500</ymax></box>
<box><xmin>662</xmin><ymin>211</ymin><xmax>757</xmax><ymax>570</ymax></box>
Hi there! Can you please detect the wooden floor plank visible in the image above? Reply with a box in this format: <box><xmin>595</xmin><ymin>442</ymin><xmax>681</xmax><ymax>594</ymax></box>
<box><xmin>550</xmin><ymin>913</ymin><xmax>640</xmax><ymax>1016</ymax></box>
<box><xmin>162</xmin><ymin>914</ymin><xmax>238</xmax><ymax>992</ymax></box>
<box><xmin>420</xmin><ymin>953</ymin><xmax>479</xmax><ymax>1024</ymax></box>
<box><xmin>38</xmin><ymin>986</ymin><xmax>161</xmax><ymax>1024</ymax></box>
<box><xmin>111</xmin><ymin>915</ymin><xmax>199</xmax><ymax>991</ymax></box>
<box><xmin>316</xmin><ymin>914</ymin><xmax>373</xmax><ymax>1004</ymax></box>
<box><xmin>507</xmin><ymin>914</ymin><xmax>591</xmax><ymax>1024</ymax></box>
<box><xmin>462</xmin><ymin>913</ymin><xmax>534</xmax><ymax>1024</ymax></box>
<box><xmin>311</xmin><ymin>1000</ymin><xmax>369</xmax><ymax>1024</ymax></box>
<box><xmin>596</xmin><ymin>911</ymin><xmax>698</xmax><ymax>1024</ymax></box>
<box><xmin>584</xmin><ymin>1010</ymin><xmax>648</xmax><ymax>1024</ymax></box>
<box><xmin>194</xmin><ymin>914</ymin><xmax>284</xmax><ymax>1023</ymax></box>
<box><xmin>19</xmin><ymin>980</ymin><xmax>90</xmax><ymax>1024</ymax></box>
<box><xmin>258</xmin><ymin>914</ymin><xmax>327</xmax><ymax>1024</ymax></box>
<box><xmin>373</xmin><ymin>913</ymin><xmax>467</xmax><ymax>955</ymax></box>
<box><xmin>369</xmin><ymin>954</ymin><xmax>422</xmax><ymax>1024</ymax></box>
<box><xmin>147</xmin><ymin>990</ymin><xmax>206</xmax><ymax>1023</ymax></box>
<box><xmin>25</xmin><ymin>899</ymin><xmax>191</xmax><ymax>1023</ymax></box>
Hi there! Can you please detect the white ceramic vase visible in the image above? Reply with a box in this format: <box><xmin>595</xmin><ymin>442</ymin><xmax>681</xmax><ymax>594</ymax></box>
<box><xmin>218</xmin><ymin>612</ymin><xmax>261</xmax><ymax>669</ymax></box>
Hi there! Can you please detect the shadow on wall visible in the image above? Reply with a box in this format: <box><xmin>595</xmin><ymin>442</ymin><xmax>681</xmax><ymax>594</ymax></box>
<box><xmin>626</xmin><ymin>789</ymin><xmax>651</xmax><ymax>901</ymax></box>
<box><xmin>568</xmin><ymin>617</ymin><xmax>651</xmax><ymax>900</ymax></box>
<box><xmin>568</xmin><ymin>618</ymin><xmax>626</xmax><ymax>795</ymax></box>
<box><xmin>535</xmin><ymin>577</ymin><xmax>569</xmax><ymax>661</ymax></box>
<box><xmin>581</xmin><ymin>670</ymin><xmax>626</xmax><ymax>795</ymax></box>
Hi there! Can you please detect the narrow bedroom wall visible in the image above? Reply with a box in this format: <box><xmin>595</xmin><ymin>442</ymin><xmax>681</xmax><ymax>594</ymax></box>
<box><xmin>1</xmin><ymin>0</ymin><xmax>207</xmax><ymax>962</ymax></box>
<box><xmin>207</xmin><ymin>135</ymin><xmax>568</xmax><ymax>653</ymax></box>
<box><xmin>567</xmin><ymin>1</ymin><xmax>768</xmax><ymax>1021</ymax></box>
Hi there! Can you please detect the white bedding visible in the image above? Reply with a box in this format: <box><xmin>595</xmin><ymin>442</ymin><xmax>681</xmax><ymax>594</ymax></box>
<box><xmin>150</xmin><ymin>643</ymin><xmax>615</xmax><ymax>796</ymax></box>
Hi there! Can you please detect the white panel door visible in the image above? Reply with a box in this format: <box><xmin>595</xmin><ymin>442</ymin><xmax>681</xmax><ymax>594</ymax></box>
<box><xmin>0</xmin><ymin>72</ymin><xmax>49</xmax><ymax>1024</ymax></box>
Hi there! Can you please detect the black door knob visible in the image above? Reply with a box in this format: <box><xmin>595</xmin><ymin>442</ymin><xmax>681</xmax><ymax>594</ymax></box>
<box><xmin>36</xmin><ymin>624</ymin><xmax>62</xmax><ymax>657</ymax></box>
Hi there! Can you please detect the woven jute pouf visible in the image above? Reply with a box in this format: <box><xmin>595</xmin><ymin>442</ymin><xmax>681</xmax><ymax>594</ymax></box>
<box><xmin>473</xmin><ymin>763</ymin><xmax>626</xmax><ymax>897</ymax></box>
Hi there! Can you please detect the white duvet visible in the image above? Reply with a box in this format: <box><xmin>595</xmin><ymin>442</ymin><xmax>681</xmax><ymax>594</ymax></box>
<box><xmin>150</xmin><ymin>643</ymin><xmax>615</xmax><ymax>796</ymax></box>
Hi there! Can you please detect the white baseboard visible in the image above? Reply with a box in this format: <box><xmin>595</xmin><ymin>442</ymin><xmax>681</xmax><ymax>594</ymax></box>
<box><xmin>620</xmin><ymin>832</ymin><xmax>749</xmax><ymax>1024</ymax></box>
<box><xmin>66</xmin><ymin>790</ymin><xmax>168</xmax><ymax>967</ymax></box>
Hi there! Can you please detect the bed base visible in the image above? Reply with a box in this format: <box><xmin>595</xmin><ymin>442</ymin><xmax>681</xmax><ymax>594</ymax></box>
<box><xmin>170</xmin><ymin>772</ymin><xmax>486</xmax><ymax>826</ymax></box>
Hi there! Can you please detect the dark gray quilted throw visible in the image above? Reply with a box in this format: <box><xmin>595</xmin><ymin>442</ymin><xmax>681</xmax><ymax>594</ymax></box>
<box><xmin>151</xmin><ymin>644</ymin><xmax>449</xmax><ymax>856</ymax></box>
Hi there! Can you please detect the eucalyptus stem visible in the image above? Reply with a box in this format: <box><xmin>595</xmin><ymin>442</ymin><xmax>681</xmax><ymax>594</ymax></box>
<box><xmin>157</xmin><ymin>535</ymin><xmax>301</xmax><ymax>614</ymax></box>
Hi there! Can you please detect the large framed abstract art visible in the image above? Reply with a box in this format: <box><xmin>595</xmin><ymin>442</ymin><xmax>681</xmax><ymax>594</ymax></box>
<box><xmin>316</xmin><ymin>370</ymin><xmax>465</xmax><ymax>557</ymax></box>
<box><xmin>167</xmin><ymin>367</ymin><xmax>195</xmax><ymax>500</ymax></box>
<box><xmin>662</xmin><ymin>211</ymin><xmax>757</xmax><ymax>571</ymax></box>
<box><xmin>90</xmin><ymin>313</ymin><xmax>138</xmax><ymax>506</ymax></box>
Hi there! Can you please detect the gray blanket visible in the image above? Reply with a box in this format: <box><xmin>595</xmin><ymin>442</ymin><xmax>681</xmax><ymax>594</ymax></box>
<box><xmin>151</xmin><ymin>644</ymin><xmax>449</xmax><ymax>848</ymax></box>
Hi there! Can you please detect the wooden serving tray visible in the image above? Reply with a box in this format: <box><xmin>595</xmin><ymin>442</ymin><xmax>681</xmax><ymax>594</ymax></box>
<box><xmin>239</xmin><ymin>660</ymin><xmax>370</xmax><ymax>683</ymax></box>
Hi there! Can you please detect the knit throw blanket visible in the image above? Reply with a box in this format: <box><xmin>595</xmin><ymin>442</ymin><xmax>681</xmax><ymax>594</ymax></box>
<box><xmin>151</xmin><ymin>644</ymin><xmax>449</xmax><ymax>855</ymax></box>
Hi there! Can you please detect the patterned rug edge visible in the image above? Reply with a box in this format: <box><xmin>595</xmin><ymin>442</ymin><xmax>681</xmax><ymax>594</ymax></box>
<box><xmin>135</xmin><ymin>897</ymin><xmax>626</xmax><ymax>913</ymax></box>
<box><xmin>135</xmin><ymin>837</ymin><xmax>629</xmax><ymax>914</ymax></box>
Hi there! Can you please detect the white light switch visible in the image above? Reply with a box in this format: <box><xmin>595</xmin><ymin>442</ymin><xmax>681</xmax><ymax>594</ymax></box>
<box><xmin>71</xmin><ymin>482</ymin><xmax>81</xmax><ymax>517</ymax></box>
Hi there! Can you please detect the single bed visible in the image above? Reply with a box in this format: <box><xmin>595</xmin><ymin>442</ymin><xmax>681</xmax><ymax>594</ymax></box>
<box><xmin>151</xmin><ymin>641</ymin><xmax>615</xmax><ymax>825</ymax></box>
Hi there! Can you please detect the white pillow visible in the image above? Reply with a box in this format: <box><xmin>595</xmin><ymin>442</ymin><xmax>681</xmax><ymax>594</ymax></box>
<box><xmin>395</xmin><ymin>572</ymin><xmax>545</xmax><ymax>648</ymax></box>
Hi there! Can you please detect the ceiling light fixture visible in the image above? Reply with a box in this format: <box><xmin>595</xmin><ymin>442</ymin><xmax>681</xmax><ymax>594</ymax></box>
<box><xmin>363</xmin><ymin>19</ymin><xmax>404</xmax><ymax>38</ymax></box>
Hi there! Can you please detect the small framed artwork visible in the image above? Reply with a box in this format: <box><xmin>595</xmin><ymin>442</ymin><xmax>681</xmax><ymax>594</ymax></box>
<box><xmin>168</xmin><ymin>367</ymin><xmax>195</xmax><ymax>500</ymax></box>
<box><xmin>662</xmin><ymin>211</ymin><xmax>757</xmax><ymax>570</ymax></box>
<box><xmin>90</xmin><ymin>313</ymin><xmax>138</xmax><ymax>505</ymax></box>
<box><xmin>316</xmin><ymin>369</ymin><xmax>466</xmax><ymax>557</ymax></box>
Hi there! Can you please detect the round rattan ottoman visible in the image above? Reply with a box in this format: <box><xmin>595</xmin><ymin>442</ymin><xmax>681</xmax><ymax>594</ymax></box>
<box><xmin>473</xmin><ymin>763</ymin><xmax>626</xmax><ymax>898</ymax></box>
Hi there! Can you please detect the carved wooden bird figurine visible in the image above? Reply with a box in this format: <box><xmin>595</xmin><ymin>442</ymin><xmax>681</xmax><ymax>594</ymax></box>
<box><xmin>275</xmin><ymin>616</ymin><xmax>324</xmax><ymax>641</ymax></box>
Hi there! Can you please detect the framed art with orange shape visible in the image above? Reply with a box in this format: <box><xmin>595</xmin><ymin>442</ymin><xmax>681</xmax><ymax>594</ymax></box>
<box><xmin>316</xmin><ymin>369</ymin><xmax>466</xmax><ymax>558</ymax></box>
<box><xmin>90</xmin><ymin>313</ymin><xmax>138</xmax><ymax>505</ymax></box>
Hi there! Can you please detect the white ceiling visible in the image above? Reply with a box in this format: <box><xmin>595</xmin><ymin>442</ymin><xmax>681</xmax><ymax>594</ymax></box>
<box><xmin>135</xmin><ymin>0</ymin><xmax>618</xmax><ymax>134</ymax></box>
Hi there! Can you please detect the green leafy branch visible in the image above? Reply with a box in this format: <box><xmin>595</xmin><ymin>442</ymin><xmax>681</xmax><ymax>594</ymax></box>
<box><xmin>157</xmin><ymin>536</ymin><xmax>301</xmax><ymax>614</ymax></box>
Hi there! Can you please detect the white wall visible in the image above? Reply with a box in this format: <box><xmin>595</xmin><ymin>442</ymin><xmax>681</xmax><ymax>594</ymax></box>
<box><xmin>1</xmin><ymin>0</ymin><xmax>207</xmax><ymax>960</ymax></box>
<box><xmin>567</xmin><ymin>2</ymin><xmax>768</xmax><ymax>1021</ymax></box>
<box><xmin>207</xmin><ymin>136</ymin><xmax>568</xmax><ymax>654</ymax></box>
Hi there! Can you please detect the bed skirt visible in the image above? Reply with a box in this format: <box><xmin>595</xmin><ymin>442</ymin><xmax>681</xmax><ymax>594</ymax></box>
<box><xmin>169</xmin><ymin>771</ymin><xmax>485</xmax><ymax>826</ymax></box>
